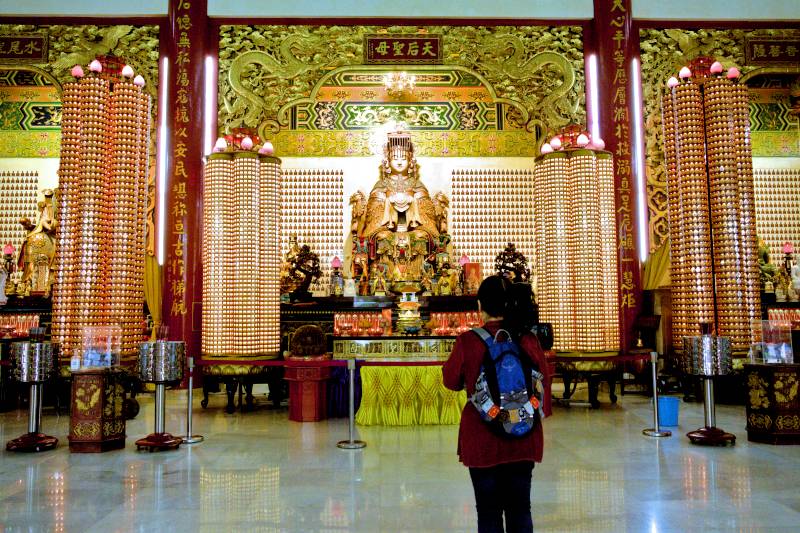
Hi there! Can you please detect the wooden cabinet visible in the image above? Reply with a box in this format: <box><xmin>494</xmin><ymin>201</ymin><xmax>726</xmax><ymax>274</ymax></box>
<box><xmin>68</xmin><ymin>368</ymin><xmax>126</xmax><ymax>452</ymax></box>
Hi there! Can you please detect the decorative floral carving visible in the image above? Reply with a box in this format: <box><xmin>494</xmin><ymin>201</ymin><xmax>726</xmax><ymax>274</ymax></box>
<box><xmin>774</xmin><ymin>373</ymin><xmax>798</xmax><ymax>404</ymax></box>
<box><xmin>776</xmin><ymin>415</ymin><xmax>800</xmax><ymax>430</ymax></box>
<box><xmin>748</xmin><ymin>372</ymin><xmax>770</xmax><ymax>409</ymax></box>
<box><xmin>75</xmin><ymin>383</ymin><xmax>101</xmax><ymax>414</ymax></box>
<box><xmin>748</xmin><ymin>413</ymin><xmax>772</xmax><ymax>429</ymax></box>
<box><xmin>71</xmin><ymin>421</ymin><xmax>100</xmax><ymax>439</ymax></box>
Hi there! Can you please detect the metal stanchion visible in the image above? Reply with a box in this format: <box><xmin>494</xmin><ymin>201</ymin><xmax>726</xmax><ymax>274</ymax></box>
<box><xmin>180</xmin><ymin>356</ymin><xmax>204</xmax><ymax>444</ymax></box>
<box><xmin>643</xmin><ymin>351</ymin><xmax>671</xmax><ymax>438</ymax></box>
<box><xmin>337</xmin><ymin>359</ymin><xmax>366</xmax><ymax>450</ymax></box>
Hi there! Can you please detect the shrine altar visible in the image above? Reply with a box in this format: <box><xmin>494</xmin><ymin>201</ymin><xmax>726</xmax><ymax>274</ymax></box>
<box><xmin>333</xmin><ymin>336</ymin><xmax>466</xmax><ymax>426</ymax></box>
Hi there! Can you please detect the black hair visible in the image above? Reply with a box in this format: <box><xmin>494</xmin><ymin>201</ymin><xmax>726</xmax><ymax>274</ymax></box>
<box><xmin>478</xmin><ymin>275</ymin><xmax>539</xmax><ymax>340</ymax></box>
<box><xmin>477</xmin><ymin>275</ymin><xmax>511</xmax><ymax>319</ymax></box>
<box><xmin>506</xmin><ymin>282</ymin><xmax>539</xmax><ymax>338</ymax></box>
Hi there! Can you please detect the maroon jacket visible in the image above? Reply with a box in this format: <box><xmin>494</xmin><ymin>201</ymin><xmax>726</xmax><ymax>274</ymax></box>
<box><xmin>442</xmin><ymin>320</ymin><xmax>552</xmax><ymax>468</ymax></box>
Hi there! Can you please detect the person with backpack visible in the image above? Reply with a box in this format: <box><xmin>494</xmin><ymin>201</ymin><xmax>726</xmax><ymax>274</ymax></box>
<box><xmin>442</xmin><ymin>275</ymin><xmax>552</xmax><ymax>533</ymax></box>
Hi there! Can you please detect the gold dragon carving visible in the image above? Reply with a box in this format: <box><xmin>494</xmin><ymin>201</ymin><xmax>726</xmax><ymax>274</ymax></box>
<box><xmin>219</xmin><ymin>25</ymin><xmax>584</xmax><ymax>148</ymax></box>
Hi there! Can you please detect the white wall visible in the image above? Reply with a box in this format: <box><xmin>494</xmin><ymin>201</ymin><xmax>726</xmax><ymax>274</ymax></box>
<box><xmin>0</xmin><ymin>158</ymin><xmax>59</xmax><ymax>198</ymax></box>
<box><xmin>633</xmin><ymin>0</ymin><xmax>800</xmax><ymax>21</ymax></box>
<box><xmin>1</xmin><ymin>0</ymin><xmax>797</xmax><ymax>21</ymax></box>
<box><xmin>754</xmin><ymin>157</ymin><xmax>800</xmax><ymax>170</ymax></box>
<box><xmin>207</xmin><ymin>0</ymin><xmax>594</xmax><ymax>19</ymax></box>
<box><xmin>0</xmin><ymin>0</ymin><xmax>167</xmax><ymax>16</ymax></box>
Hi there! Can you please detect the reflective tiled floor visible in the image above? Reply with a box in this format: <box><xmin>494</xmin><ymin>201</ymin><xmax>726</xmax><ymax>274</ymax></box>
<box><xmin>1</xmin><ymin>386</ymin><xmax>799</xmax><ymax>532</ymax></box>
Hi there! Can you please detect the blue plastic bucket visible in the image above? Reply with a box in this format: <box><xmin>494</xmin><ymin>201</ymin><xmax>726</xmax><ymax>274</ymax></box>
<box><xmin>657</xmin><ymin>396</ymin><xmax>680</xmax><ymax>427</ymax></box>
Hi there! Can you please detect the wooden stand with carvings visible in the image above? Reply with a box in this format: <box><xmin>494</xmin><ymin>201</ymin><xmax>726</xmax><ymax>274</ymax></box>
<box><xmin>745</xmin><ymin>363</ymin><xmax>800</xmax><ymax>445</ymax></box>
<box><xmin>68</xmin><ymin>367</ymin><xmax>126</xmax><ymax>452</ymax></box>
<box><xmin>285</xmin><ymin>361</ymin><xmax>331</xmax><ymax>422</ymax></box>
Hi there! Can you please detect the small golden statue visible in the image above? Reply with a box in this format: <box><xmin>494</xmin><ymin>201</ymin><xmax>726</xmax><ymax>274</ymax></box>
<box><xmin>17</xmin><ymin>189</ymin><xmax>58</xmax><ymax>297</ymax></box>
<box><xmin>280</xmin><ymin>235</ymin><xmax>302</xmax><ymax>295</ymax></box>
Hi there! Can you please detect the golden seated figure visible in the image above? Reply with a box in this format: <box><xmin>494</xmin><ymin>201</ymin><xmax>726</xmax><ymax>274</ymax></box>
<box><xmin>350</xmin><ymin>131</ymin><xmax>448</xmax><ymax>288</ymax></box>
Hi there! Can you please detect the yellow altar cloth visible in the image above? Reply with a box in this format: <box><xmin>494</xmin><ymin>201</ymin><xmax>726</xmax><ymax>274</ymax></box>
<box><xmin>355</xmin><ymin>365</ymin><xmax>467</xmax><ymax>426</ymax></box>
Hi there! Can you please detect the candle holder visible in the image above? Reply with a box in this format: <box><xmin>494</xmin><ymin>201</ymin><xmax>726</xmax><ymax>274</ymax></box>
<box><xmin>135</xmin><ymin>341</ymin><xmax>185</xmax><ymax>451</ymax></box>
<box><xmin>683</xmin><ymin>334</ymin><xmax>736</xmax><ymax>446</ymax></box>
<box><xmin>6</xmin><ymin>341</ymin><xmax>58</xmax><ymax>452</ymax></box>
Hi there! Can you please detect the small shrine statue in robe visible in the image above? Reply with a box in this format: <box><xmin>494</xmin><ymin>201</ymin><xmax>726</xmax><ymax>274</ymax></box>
<box><xmin>17</xmin><ymin>189</ymin><xmax>57</xmax><ymax>297</ymax></box>
<box><xmin>349</xmin><ymin>130</ymin><xmax>449</xmax><ymax>291</ymax></box>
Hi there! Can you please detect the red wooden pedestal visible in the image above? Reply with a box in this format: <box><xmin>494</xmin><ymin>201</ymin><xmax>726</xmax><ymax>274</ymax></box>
<box><xmin>285</xmin><ymin>363</ymin><xmax>331</xmax><ymax>422</ymax></box>
<box><xmin>68</xmin><ymin>368</ymin><xmax>126</xmax><ymax>452</ymax></box>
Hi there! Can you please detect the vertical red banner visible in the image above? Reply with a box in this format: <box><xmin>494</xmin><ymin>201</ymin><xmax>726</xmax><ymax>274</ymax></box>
<box><xmin>592</xmin><ymin>0</ymin><xmax>643</xmax><ymax>352</ymax></box>
<box><xmin>163</xmin><ymin>0</ymin><xmax>208</xmax><ymax>358</ymax></box>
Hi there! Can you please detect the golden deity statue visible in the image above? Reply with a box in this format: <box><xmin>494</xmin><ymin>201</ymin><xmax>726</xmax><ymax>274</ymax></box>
<box><xmin>279</xmin><ymin>234</ymin><xmax>302</xmax><ymax>295</ymax></box>
<box><xmin>17</xmin><ymin>189</ymin><xmax>58</xmax><ymax>297</ymax></box>
<box><xmin>350</xmin><ymin>131</ymin><xmax>449</xmax><ymax>288</ymax></box>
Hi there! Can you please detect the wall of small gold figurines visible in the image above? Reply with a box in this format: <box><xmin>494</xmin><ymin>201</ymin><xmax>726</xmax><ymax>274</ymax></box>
<box><xmin>0</xmin><ymin>171</ymin><xmax>39</xmax><ymax>251</ymax></box>
<box><xmin>202</xmin><ymin>149</ymin><xmax>281</xmax><ymax>358</ymax></box>
<box><xmin>281</xmin><ymin>168</ymin><xmax>345</xmax><ymax>292</ymax></box>
<box><xmin>450</xmin><ymin>168</ymin><xmax>536</xmax><ymax>282</ymax></box>
<box><xmin>50</xmin><ymin>63</ymin><xmax>150</xmax><ymax>367</ymax></box>
<box><xmin>754</xmin><ymin>167</ymin><xmax>800</xmax><ymax>258</ymax></box>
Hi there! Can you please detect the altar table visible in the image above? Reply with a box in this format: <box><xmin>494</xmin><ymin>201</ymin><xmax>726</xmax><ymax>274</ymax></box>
<box><xmin>333</xmin><ymin>335</ymin><xmax>466</xmax><ymax>426</ymax></box>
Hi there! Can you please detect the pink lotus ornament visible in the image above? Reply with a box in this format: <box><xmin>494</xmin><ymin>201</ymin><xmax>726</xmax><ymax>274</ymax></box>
<box><xmin>213</xmin><ymin>137</ymin><xmax>227</xmax><ymax>152</ymax></box>
<box><xmin>259</xmin><ymin>141</ymin><xmax>274</xmax><ymax>156</ymax></box>
<box><xmin>240</xmin><ymin>136</ymin><xmax>254</xmax><ymax>150</ymax></box>
<box><xmin>89</xmin><ymin>59</ymin><xmax>102</xmax><ymax>73</ymax></box>
<box><xmin>331</xmin><ymin>256</ymin><xmax>342</xmax><ymax>269</ymax></box>
<box><xmin>3</xmin><ymin>243</ymin><xmax>14</xmax><ymax>256</ymax></box>
<box><xmin>549</xmin><ymin>136</ymin><xmax>562</xmax><ymax>150</ymax></box>
<box><xmin>133</xmin><ymin>75</ymin><xmax>145</xmax><ymax>87</ymax></box>
<box><xmin>726</xmin><ymin>67</ymin><xmax>740</xmax><ymax>79</ymax></box>
<box><xmin>590</xmin><ymin>137</ymin><xmax>605</xmax><ymax>150</ymax></box>
<box><xmin>459</xmin><ymin>254</ymin><xmax>470</xmax><ymax>266</ymax></box>
<box><xmin>783</xmin><ymin>242</ymin><xmax>794</xmax><ymax>254</ymax></box>
<box><xmin>710</xmin><ymin>61</ymin><xmax>723</xmax><ymax>74</ymax></box>
<box><xmin>71</xmin><ymin>65</ymin><xmax>85</xmax><ymax>78</ymax></box>
<box><xmin>667</xmin><ymin>76</ymin><xmax>680</xmax><ymax>88</ymax></box>
<box><xmin>121</xmin><ymin>65</ymin><xmax>134</xmax><ymax>78</ymax></box>
<box><xmin>576</xmin><ymin>133</ymin><xmax>590</xmax><ymax>147</ymax></box>
<box><xmin>678</xmin><ymin>66</ymin><xmax>691</xmax><ymax>79</ymax></box>
<box><xmin>540</xmin><ymin>143</ymin><xmax>554</xmax><ymax>154</ymax></box>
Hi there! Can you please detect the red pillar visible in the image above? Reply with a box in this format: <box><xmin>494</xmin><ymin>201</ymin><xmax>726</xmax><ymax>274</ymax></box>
<box><xmin>162</xmin><ymin>0</ymin><xmax>209</xmax><ymax>358</ymax></box>
<box><xmin>591</xmin><ymin>0</ymin><xmax>644</xmax><ymax>352</ymax></box>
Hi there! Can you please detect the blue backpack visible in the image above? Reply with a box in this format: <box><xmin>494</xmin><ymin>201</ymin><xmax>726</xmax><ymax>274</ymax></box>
<box><xmin>469</xmin><ymin>327</ymin><xmax>545</xmax><ymax>437</ymax></box>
